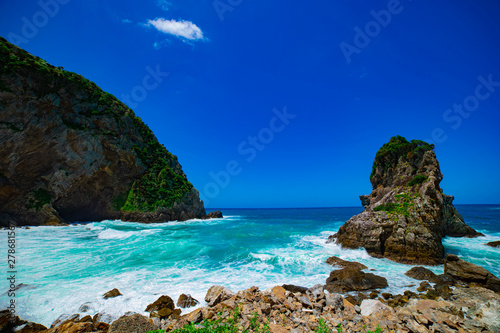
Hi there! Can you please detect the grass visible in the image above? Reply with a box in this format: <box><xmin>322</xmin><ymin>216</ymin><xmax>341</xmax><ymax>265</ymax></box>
<box><xmin>26</xmin><ymin>188</ymin><xmax>52</xmax><ymax>211</ymax></box>
<box><xmin>373</xmin><ymin>192</ymin><xmax>414</xmax><ymax>218</ymax></box>
<box><xmin>147</xmin><ymin>306</ymin><xmax>270</xmax><ymax>333</ymax></box>
<box><xmin>147</xmin><ymin>308</ymin><xmax>384</xmax><ymax>333</ymax></box>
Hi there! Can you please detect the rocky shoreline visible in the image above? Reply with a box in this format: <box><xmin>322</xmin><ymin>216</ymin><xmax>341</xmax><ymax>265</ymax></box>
<box><xmin>4</xmin><ymin>254</ymin><xmax>499</xmax><ymax>333</ymax></box>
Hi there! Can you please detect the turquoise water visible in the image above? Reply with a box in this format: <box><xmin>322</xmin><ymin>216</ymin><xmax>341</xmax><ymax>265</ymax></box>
<box><xmin>1</xmin><ymin>206</ymin><xmax>499</xmax><ymax>326</ymax></box>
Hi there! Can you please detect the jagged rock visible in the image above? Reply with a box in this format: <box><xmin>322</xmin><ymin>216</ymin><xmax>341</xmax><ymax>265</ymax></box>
<box><xmin>103</xmin><ymin>288</ymin><xmax>122</xmax><ymax>299</ymax></box>
<box><xmin>92</xmin><ymin>313</ymin><xmax>114</xmax><ymax>324</ymax></box>
<box><xmin>0</xmin><ymin>37</ymin><xmax>207</xmax><ymax>226</ymax></box>
<box><xmin>417</xmin><ymin>281</ymin><xmax>432</xmax><ymax>292</ymax></box>
<box><xmin>360</xmin><ymin>299</ymin><xmax>393</xmax><ymax>317</ymax></box>
<box><xmin>13</xmin><ymin>322</ymin><xmax>47</xmax><ymax>332</ymax></box>
<box><xmin>45</xmin><ymin>321</ymin><xmax>95</xmax><ymax>333</ymax></box>
<box><xmin>444</xmin><ymin>254</ymin><xmax>500</xmax><ymax>292</ymax></box>
<box><xmin>205</xmin><ymin>286</ymin><xmax>235</xmax><ymax>307</ymax></box>
<box><xmin>405</xmin><ymin>266</ymin><xmax>440</xmax><ymax>283</ymax></box>
<box><xmin>145</xmin><ymin>295</ymin><xmax>175</xmax><ymax>314</ymax></box>
<box><xmin>325</xmin><ymin>267</ymin><xmax>388</xmax><ymax>293</ymax></box>
<box><xmin>0</xmin><ymin>310</ymin><xmax>23</xmax><ymax>332</ymax></box>
<box><xmin>486</xmin><ymin>240</ymin><xmax>500</xmax><ymax>248</ymax></box>
<box><xmin>206</xmin><ymin>211</ymin><xmax>223</xmax><ymax>219</ymax></box>
<box><xmin>325</xmin><ymin>293</ymin><xmax>344</xmax><ymax>310</ymax></box>
<box><xmin>332</xmin><ymin>136</ymin><xmax>481</xmax><ymax>265</ymax></box>
<box><xmin>177</xmin><ymin>294</ymin><xmax>199</xmax><ymax>308</ymax></box>
<box><xmin>325</xmin><ymin>256</ymin><xmax>367</xmax><ymax>270</ymax></box>
<box><xmin>108</xmin><ymin>313</ymin><xmax>156</xmax><ymax>333</ymax></box>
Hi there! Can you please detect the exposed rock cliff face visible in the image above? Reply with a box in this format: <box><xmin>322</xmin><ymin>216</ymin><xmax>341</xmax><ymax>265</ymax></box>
<box><xmin>0</xmin><ymin>37</ymin><xmax>207</xmax><ymax>226</ymax></box>
<box><xmin>330</xmin><ymin>136</ymin><xmax>481</xmax><ymax>265</ymax></box>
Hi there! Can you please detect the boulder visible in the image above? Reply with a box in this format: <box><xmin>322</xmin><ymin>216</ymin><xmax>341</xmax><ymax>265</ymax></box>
<box><xmin>108</xmin><ymin>314</ymin><xmax>156</xmax><ymax>333</ymax></box>
<box><xmin>444</xmin><ymin>254</ymin><xmax>500</xmax><ymax>292</ymax></box>
<box><xmin>271</xmin><ymin>286</ymin><xmax>286</xmax><ymax>300</ymax></box>
<box><xmin>205</xmin><ymin>286</ymin><xmax>235</xmax><ymax>307</ymax></box>
<box><xmin>145</xmin><ymin>295</ymin><xmax>175</xmax><ymax>312</ymax></box>
<box><xmin>325</xmin><ymin>293</ymin><xmax>344</xmax><ymax>310</ymax></box>
<box><xmin>103</xmin><ymin>288</ymin><xmax>122</xmax><ymax>299</ymax></box>
<box><xmin>44</xmin><ymin>322</ymin><xmax>95</xmax><ymax>333</ymax></box>
<box><xmin>206</xmin><ymin>211</ymin><xmax>223</xmax><ymax>219</ymax></box>
<box><xmin>486</xmin><ymin>240</ymin><xmax>500</xmax><ymax>248</ymax></box>
<box><xmin>360</xmin><ymin>299</ymin><xmax>393</xmax><ymax>317</ymax></box>
<box><xmin>404</xmin><ymin>266</ymin><xmax>440</xmax><ymax>283</ymax></box>
<box><xmin>325</xmin><ymin>267</ymin><xmax>388</xmax><ymax>293</ymax></box>
<box><xmin>177</xmin><ymin>294</ymin><xmax>199</xmax><ymax>308</ymax></box>
<box><xmin>331</xmin><ymin>136</ymin><xmax>481</xmax><ymax>265</ymax></box>
<box><xmin>325</xmin><ymin>256</ymin><xmax>367</xmax><ymax>270</ymax></box>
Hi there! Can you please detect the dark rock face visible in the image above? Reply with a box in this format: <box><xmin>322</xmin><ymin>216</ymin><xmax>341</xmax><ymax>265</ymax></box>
<box><xmin>331</xmin><ymin>136</ymin><xmax>481</xmax><ymax>265</ymax></box>
<box><xmin>444</xmin><ymin>254</ymin><xmax>500</xmax><ymax>292</ymax></box>
<box><xmin>0</xmin><ymin>37</ymin><xmax>207</xmax><ymax>226</ymax></box>
<box><xmin>325</xmin><ymin>267</ymin><xmax>388</xmax><ymax>293</ymax></box>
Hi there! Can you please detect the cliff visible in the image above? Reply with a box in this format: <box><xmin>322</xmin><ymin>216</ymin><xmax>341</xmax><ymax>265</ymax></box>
<box><xmin>330</xmin><ymin>136</ymin><xmax>481</xmax><ymax>265</ymax></box>
<box><xmin>0</xmin><ymin>37</ymin><xmax>207</xmax><ymax>226</ymax></box>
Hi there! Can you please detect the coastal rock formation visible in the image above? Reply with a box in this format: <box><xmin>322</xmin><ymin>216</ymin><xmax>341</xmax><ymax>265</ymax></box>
<box><xmin>330</xmin><ymin>136</ymin><xmax>481</xmax><ymax>265</ymax></box>
<box><xmin>0</xmin><ymin>37</ymin><xmax>209</xmax><ymax>226</ymax></box>
<box><xmin>325</xmin><ymin>267</ymin><xmax>388</xmax><ymax>293</ymax></box>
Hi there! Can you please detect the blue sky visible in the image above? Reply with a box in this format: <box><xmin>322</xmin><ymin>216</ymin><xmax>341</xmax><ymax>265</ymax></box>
<box><xmin>1</xmin><ymin>0</ymin><xmax>499</xmax><ymax>208</ymax></box>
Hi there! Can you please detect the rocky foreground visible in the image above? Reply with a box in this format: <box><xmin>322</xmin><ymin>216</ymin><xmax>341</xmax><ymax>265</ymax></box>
<box><xmin>331</xmin><ymin>136</ymin><xmax>482</xmax><ymax>265</ymax></box>
<box><xmin>3</xmin><ymin>254</ymin><xmax>500</xmax><ymax>333</ymax></box>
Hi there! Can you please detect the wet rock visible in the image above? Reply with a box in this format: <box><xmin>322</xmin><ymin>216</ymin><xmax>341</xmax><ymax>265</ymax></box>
<box><xmin>325</xmin><ymin>257</ymin><xmax>367</xmax><ymax>270</ymax></box>
<box><xmin>444</xmin><ymin>254</ymin><xmax>500</xmax><ymax>292</ymax></box>
<box><xmin>205</xmin><ymin>286</ymin><xmax>235</xmax><ymax>307</ymax></box>
<box><xmin>103</xmin><ymin>288</ymin><xmax>122</xmax><ymax>299</ymax></box>
<box><xmin>405</xmin><ymin>266</ymin><xmax>440</xmax><ymax>283</ymax></box>
<box><xmin>177</xmin><ymin>294</ymin><xmax>199</xmax><ymax>308</ymax></box>
<box><xmin>51</xmin><ymin>314</ymin><xmax>79</xmax><ymax>328</ymax></box>
<box><xmin>78</xmin><ymin>302</ymin><xmax>93</xmax><ymax>313</ymax></box>
<box><xmin>93</xmin><ymin>313</ymin><xmax>114</xmax><ymax>325</ymax></box>
<box><xmin>325</xmin><ymin>268</ymin><xmax>388</xmax><ymax>293</ymax></box>
<box><xmin>109</xmin><ymin>313</ymin><xmax>156</xmax><ymax>333</ymax></box>
<box><xmin>486</xmin><ymin>240</ymin><xmax>500</xmax><ymax>248</ymax></box>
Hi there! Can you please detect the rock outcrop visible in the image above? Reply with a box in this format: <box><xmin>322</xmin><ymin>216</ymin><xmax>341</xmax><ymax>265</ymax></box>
<box><xmin>0</xmin><ymin>37</ymin><xmax>210</xmax><ymax>226</ymax></box>
<box><xmin>444</xmin><ymin>254</ymin><xmax>500</xmax><ymax>292</ymax></box>
<box><xmin>330</xmin><ymin>136</ymin><xmax>481</xmax><ymax>265</ymax></box>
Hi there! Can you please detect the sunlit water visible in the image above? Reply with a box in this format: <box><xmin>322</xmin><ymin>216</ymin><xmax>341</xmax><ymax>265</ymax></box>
<box><xmin>1</xmin><ymin>206</ymin><xmax>499</xmax><ymax>326</ymax></box>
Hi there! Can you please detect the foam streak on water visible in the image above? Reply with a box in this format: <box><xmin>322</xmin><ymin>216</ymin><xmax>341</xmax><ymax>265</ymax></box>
<box><xmin>0</xmin><ymin>206</ymin><xmax>499</xmax><ymax>326</ymax></box>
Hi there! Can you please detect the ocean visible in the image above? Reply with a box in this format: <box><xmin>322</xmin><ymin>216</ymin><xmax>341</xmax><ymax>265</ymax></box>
<box><xmin>1</xmin><ymin>205</ymin><xmax>499</xmax><ymax>326</ymax></box>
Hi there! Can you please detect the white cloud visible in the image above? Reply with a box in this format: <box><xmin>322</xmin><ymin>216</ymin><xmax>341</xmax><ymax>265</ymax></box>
<box><xmin>147</xmin><ymin>18</ymin><xmax>204</xmax><ymax>40</ymax></box>
<box><xmin>122</xmin><ymin>18</ymin><xmax>132</xmax><ymax>24</ymax></box>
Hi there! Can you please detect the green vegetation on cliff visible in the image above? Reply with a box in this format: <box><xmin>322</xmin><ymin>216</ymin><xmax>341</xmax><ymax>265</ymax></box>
<box><xmin>370</xmin><ymin>136</ymin><xmax>434</xmax><ymax>179</ymax></box>
<box><xmin>0</xmin><ymin>36</ymin><xmax>193</xmax><ymax>214</ymax></box>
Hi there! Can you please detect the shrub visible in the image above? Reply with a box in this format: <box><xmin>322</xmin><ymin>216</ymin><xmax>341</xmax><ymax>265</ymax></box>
<box><xmin>407</xmin><ymin>175</ymin><xmax>427</xmax><ymax>186</ymax></box>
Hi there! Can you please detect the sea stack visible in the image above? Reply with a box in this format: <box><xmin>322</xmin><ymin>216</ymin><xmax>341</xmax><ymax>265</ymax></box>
<box><xmin>330</xmin><ymin>136</ymin><xmax>481</xmax><ymax>265</ymax></box>
<box><xmin>0</xmin><ymin>37</ymin><xmax>207</xmax><ymax>226</ymax></box>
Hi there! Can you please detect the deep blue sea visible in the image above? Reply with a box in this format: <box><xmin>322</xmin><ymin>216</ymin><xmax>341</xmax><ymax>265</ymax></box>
<box><xmin>1</xmin><ymin>205</ymin><xmax>499</xmax><ymax>326</ymax></box>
